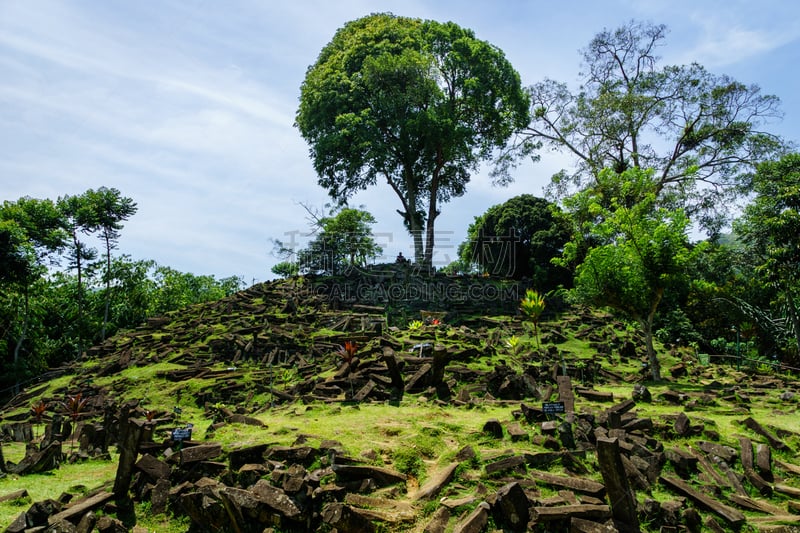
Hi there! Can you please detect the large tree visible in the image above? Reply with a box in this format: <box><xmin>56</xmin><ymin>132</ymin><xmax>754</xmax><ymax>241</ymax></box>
<box><xmin>519</xmin><ymin>20</ymin><xmax>784</xmax><ymax>233</ymax></box>
<box><xmin>0</xmin><ymin>198</ymin><xmax>66</xmax><ymax>391</ymax></box>
<box><xmin>558</xmin><ymin>167</ymin><xmax>692</xmax><ymax>381</ymax></box>
<box><xmin>459</xmin><ymin>194</ymin><xmax>571</xmax><ymax>288</ymax></box>
<box><xmin>296</xmin><ymin>207</ymin><xmax>383</xmax><ymax>275</ymax></box>
<box><xmin>296</xmin><ymin>13</ymin><xmax>530</xmax><ymax>266</ymax></box>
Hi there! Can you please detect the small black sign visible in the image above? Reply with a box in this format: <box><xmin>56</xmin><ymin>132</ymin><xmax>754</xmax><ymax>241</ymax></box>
<box><xmin>171</xmin><ymin>427</ymin><xmax>192</xmax><ymax>441</ymax></box>
<box><xmin>542</xmin><ymin>401</ymin><xmax>565</xmax><ymax>415</ymax></box>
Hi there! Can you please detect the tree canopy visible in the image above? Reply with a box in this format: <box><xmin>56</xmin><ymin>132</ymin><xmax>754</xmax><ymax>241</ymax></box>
<box><xmin>520</xmin><ymin>20</ymin><xmax>784</xmax><ymax>233</ymax></box>
<box><xmin>458</xmin><ymin>194</ymin><xmax>571</xmax><ymax>288</ymax></box>
<box><xmin>296</xmin><ymin>207</ymin><xmax>382</xmax><ymax>275</ymax></box>
<box><xmin>558</xmin><ymin>167</ymin><xmax>693</xmax><ymax>381</ymax></box>
<box><xmin>736</xmin><ymin>153</ymin><xmax>800</xmax><ymax>358</ymax></box>
<box><xmin>296</xmin><ymin>12</ymin><xmax>530</xmax><ymax>266</ymax></box>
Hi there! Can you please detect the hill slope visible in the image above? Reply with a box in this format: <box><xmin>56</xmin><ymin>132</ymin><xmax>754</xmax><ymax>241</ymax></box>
<box><xmin>1</xmin><ymin>273</ymin><xmax>800</xmax><ymax>532</ymax></box>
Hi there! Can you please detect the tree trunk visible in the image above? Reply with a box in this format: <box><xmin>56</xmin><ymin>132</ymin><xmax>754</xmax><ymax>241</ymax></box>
<box><xmin>786</xmin><ymin>290</ymin><xmax>800</xmax><ymax>360</ymax></box>
<box><xmin>642</xmin><ymin>317</ymin><xmax>661</xmax><ymax>381</ymax></box>
<box><xmin>102</xmin><ymin>234</ymin><xmax>111</xmax><ymax>341</ymax></box>
<box><xmin>423</xmin><ymin>158</ymin><xmax>443</xmax><ymax>267</ymax></box>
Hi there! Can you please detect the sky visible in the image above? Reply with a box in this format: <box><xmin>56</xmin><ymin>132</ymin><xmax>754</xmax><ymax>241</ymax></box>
<box><xmin>2</xmin><ymin>0</ymin><xmax>799</xmax><ymax>285</ymax></box>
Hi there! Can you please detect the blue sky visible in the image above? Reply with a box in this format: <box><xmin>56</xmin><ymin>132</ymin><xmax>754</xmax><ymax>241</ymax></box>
<box><xmin>2</xmin><ymin>0</ymin><xmax>799</xmax><ymax>284</ymax></box>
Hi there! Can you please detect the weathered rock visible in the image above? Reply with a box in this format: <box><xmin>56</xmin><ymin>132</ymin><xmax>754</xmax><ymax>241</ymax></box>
<box><xmin>25</xmin><ymin>498</ymin><xmax>62</xmax><ymax>527</ymax></box>
<box><xmin>95</xmin><ymin>515</ymin><xmax>127</xmax><ymax>532</ymax></box>
<box><xmin>413</xmin><ymin>462</ymin><xmax>458</xmax><ymax>501</ymax></box>
<box><xmin>169</xmin><ymin>443</ymin><xmax>222</xmax><ymax>465</ymax></box>
<box><xmin>530</xmin><ymin>470</ymin><xmax>605</xmax><ymax>499</ymax></box>
<box><xmin>664</xmin><ymin>448</ymin><xmax>698</xmax><ymax>479</ymax></box>
<box><xmin>151</xmin><ymin>478</ymin><xmax>170</xmax><ymax>515</ymax></box>
<box><xmin>228</xmin><ymin>443</ymin><xmax>269</xmax><ymax>471</ymax></box>
<box><xmin>491</xmin><ymin>481</ymin><xmax>529</xmax><ymax>532</ymax></box>
<box><xmin>332</xmin><ymin>464</ymin><xmax>407</xmax><ymax>487</ymax></box>
<box><xmin>596</xmin><ymin>437</ymin><xmax>639</xmax><ymax>530</ymax></box>
<box><xmin>452</xmin><ymin>501</ymin><xmax>489</xmax><ymax>533</ymax></box>
<box><xmin>135</xmin><ymin>453</ymin><xmax>170</xmax><ymax>480</ymax></box>
<box><xmin>659</xmin><ymin>475</ymin><xmax>745</xmax><ymax>527</ymax></box>
<box><xmin>739</xmin><ymin>417</ymin><xmax>788</xmax><ymax>450</ymax></box>
<box><xmin>532</xmin><ymin>504</ymin><xmax>612</xmax><ymax>522</ymax></box>
<box><xmin>250</xmin><ymin>479</ymin><xmax>302</xmax><ymax>518</ymax></box>
<box><xmin>321</xmin><ymin>502</ymin><xmax>376</xmax><ymax>533</ymax></box>
<box><xmin>422</xmin><ymin>506</ymin><xmax>451</xmax><ymax>533</ymax></box>
<box><xmin>0</xmin><ymin>489</ymin><xmax>29</xmax><ymax>503</ymax></box>
<box><xmin>9</xmin><ymin>440</ymin><xmax>62</xmax><ymax>475</ymax></box>
<box><xmin>482</xmin><ymin>418</ymin><xmax>504</xmax><ymax>439</ymax></box>
<box><xmin>485</xmin><ymin>454</ymin><xmax>526</xmax><ymax>476</ymax></box>
<box><xmin>674</xmin><ymin>412</ymin><xmax>691</xmax><ymax>437</ymax></box>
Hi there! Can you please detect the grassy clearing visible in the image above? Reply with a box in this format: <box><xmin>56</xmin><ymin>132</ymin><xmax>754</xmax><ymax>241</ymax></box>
<box><xmin>0</xmin><ymin>447</ymin><xmax>118</xmax><ymax>527</ymax></box>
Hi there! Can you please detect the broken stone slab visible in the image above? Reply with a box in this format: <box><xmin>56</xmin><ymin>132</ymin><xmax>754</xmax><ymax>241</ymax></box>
<box><xmin>529</xmin><ymin>470</ymin><xmax>605</xmax><ymax>499</ymax></box>
<box><xmin>491</xmin><ymin>481</ymin><xmax>530</xmax><ymax>532</ymax></box>
<box><xmin>168</xmin><ymin>443</ymin><xmax>222</xmax><ymax>465</ymax></box>
<box><xmin>422</xmin><ymin>506</ymin><xmax>451</xmax><ymax>533</ymax></box>
<box><xmin>738</xmin><ymin>436</ymin><xmax>754</xmax><ymax>470</ymax></box>
<box><xmin>659</xmin><ymin>474</ymin><xmax>745</xmax><ymax>527</ymax></box>
<box><xmin>413</xmin><ymin>462</ymin><xmax>458</xmax><ymax>501</ymax></box>
<box><xmin>697</xmin><ymin>441</ymin><xmax>738</xmax><ymax>465</ymax></box>
<box><xmin>739</xmin><ymin>417</ymin><xmax>789</xmax><ymax>451</ymax></box>
<box><xmin>575</xmin><ymin>388</ymin><xmax>614</xmax><ymax>402</ymax></box>
<box><xmin>135</xmin><ymin>453</ymin><xmax>170</xmax><ymax>480</ymax></box>
<box><xmin>321</xmin><ymin>502</ymin><xmax>376</xmax><ymax>533</ymax></box>
<box><xmin>775</xmin><ymin>458</ymin><xmax>800</xmax><ymax>477</ymax></box>
<box><xmin>0</xmin><ymin>489</ymin><xmax>29</xmax><ymax>503</ymax></box>
<box><xmin>506</xmin><ymin>422</ymin><xmax>528</xmax><ymax>442</ymax></box>
<box><xmin>727</xmin><ymin>493</ymin><xmax>785</xmax><ymax>515</ymax></box>
<box><xmin>774</xmin><ymin>484</ymin><xmax>800</xmax><ymax>498</ymax></box>
<box><xmin>452</xmin><ymin>501</ymin><xmax>489</xmax><ymax>533</ymax></box>
<box><xmin>596</xmin><ymin>437</ymin><xmax>639</xmax><ymax>530</ymax></box>
<box><xmin>531</xmin><ymin>504</ymin><xmax>612</xmax><ymax>522</ymax></box>
<box><xmin>47</xmin><ymin>490</ymin><xmax>113</xmax><ymax>526</ymax></box>
<box><xmin>8</xmin><ymin>440</ymin><xmax>62</xmax><ymax>475</ymax></box>
<box><xmin>485</xmin><ymin>454</ymin><xmax>526</xmax><ymax>476</ymax></box>
<box><xmin>250</xmin><ymin>479</ymin><xmax>302</xmax><ymax>518</ymax></box>
<box><xmin>332</xmin><ymin>464</ymin><xmax>407</xmax><ymax>487</ymax></box>
<box><xmin>228</xmin><ymin>413</ymin><xmax>266</xmax><ymax>427</ymax></box>
<box><xmin>569</xmin><ymin>516</ymin><xmax>620</xmax><ymax>532</ymax></box>
<box><xmin>756</xmin><ymin>442</ymin><xmax>773</xmax><ymax>481</ymax></box>
<box><xmin>151</xmin><ymin>478</ymin><xmax>170</xmax><ymax>515</ymax></box>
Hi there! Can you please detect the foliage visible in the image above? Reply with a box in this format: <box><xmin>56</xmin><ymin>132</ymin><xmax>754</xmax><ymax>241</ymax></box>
<box><xmin>458</xmin><ymin>195</ymin><xmax>571</xmax><ymax>287</ymax></box>
<box><xmin>558</xmin><ymin>167</ymin><xmax>693</xmax><ymax>380</ymax></box>
<box><xmin>736</xmin><ymin>153</ymin><xmax>800</xmax><ymax>361</ymax></box>
<box><xmin>295</xmin><ymin>208</ymin><xmax>382</xmax><ymax>275</ymax></box>
<box><xmin>271</xmin><ymin>261</ymin><xmax>299</xmax><ymax>279</ymax></box>
<box><xmin>518</xmin><ymin>20</ymin><xmax>785</xmax><ymax>234</ymax></box>
<box><xmin>296</xmin><ymin>13</ymin><xmax>530</xmax><ymax>265</ymax></box>
<box><xmin>0</xmin><ymin>189</ymin><xmax>244</xmax><ymax>397</ymax></box>
<box><xmin>520</xmin><ymin>289</ymin><xmax>546</xmax><ymax>349</ymax></box>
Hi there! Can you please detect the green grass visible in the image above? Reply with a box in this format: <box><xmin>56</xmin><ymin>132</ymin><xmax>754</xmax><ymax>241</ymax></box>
<box><xmin>0</xmin><ymin>445</ymin><xmax>118</xmax><ymax>527</ymax></box>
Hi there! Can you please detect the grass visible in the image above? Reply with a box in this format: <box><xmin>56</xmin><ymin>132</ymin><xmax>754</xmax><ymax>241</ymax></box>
<box><xmin>0</xmin><ymin>445</ymin><xmax>118</xmax><ymax>527</ymax></box>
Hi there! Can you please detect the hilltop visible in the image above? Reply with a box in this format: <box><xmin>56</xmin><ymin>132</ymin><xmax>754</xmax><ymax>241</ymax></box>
<box><xmin>1</xmin><ymin>269</ymin><xmax>799</xmax><ymax>532</ymax></box>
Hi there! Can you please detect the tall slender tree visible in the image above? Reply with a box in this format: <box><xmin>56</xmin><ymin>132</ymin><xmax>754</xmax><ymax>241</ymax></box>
<box><xmin>82</xmin><ymin>187</ymin><xmax>138</xmax><ymax>340</ymax></box>
<box><xmin>57</xmin><ymin>193</ymin><xmax>97</xmax><ymax>357</ymax></box>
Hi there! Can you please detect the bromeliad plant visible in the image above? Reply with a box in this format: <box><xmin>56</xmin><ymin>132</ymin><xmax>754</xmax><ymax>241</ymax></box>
<box><xmin>337</xmin><ymin>341</ymin><xmax>359</xmax><ymax>399</ymax></box>
<box><xmin>520</xmin><ymin>289</ymin><xmax>546</xmax><ymax>350</ymax></box>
